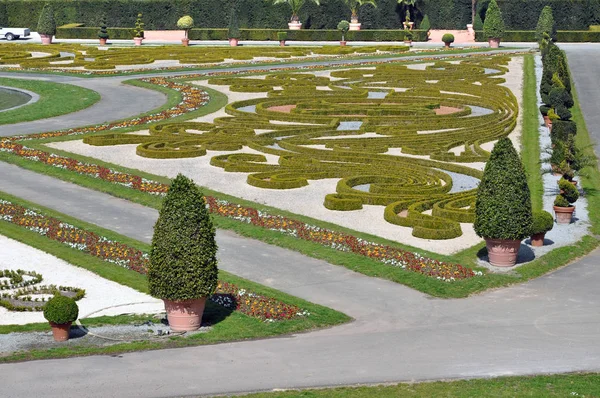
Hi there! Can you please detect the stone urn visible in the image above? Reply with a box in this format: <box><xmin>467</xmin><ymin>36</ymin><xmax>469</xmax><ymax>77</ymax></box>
<box><xmin>164</xmin><ymin>298</ymin><xmax>207</xmax><ymax>332</ymax></box>
<box><xmin>485</xmin><ymin>238</ymin><xmax>521</xmax><ymax>267</ymax></box>
<box><xmin>350</xmin><ymin>17</ymin><xmax>361</xmax><ymax>31</ymax></box>
<box><xmin>489</xmin><ymin>38</ymin><xmax>501</xmax><ymax>48</ymax></box>
<box><xmin>50</xmin><ymin>322</ymin><xmax>72</xmax><ymax>342</ymax></box>
<box><xmin>554</xmin><ymin>205</ymin><xmax>575</xmax><ymax>224</ymax></box>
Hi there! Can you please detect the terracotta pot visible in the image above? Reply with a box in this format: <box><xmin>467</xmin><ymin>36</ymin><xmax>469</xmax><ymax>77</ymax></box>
<box><xmin>288</xmin><ymin>21</ymin><xmax>302</xmax><ymax>30</ymax></box>
<box><xmin>181</xmin><ymin>38</ymin><xmax>190</xmax><ymax>47</ymax></box>
<box><xmin>40</xmin><ymin>34</ymin><xmax>53</xmax><ymax>45</ymax></box>
<box><xmin>99</xmin><ymin>38</ymin><xmax>107</xmax><ymax>46</ymax></box>
<box><xmin>444</xmin><ymin>43</ymin><xmax>451</xmax><ymax>49</ymax></box>
<box><xmin>229</xmin><ymin>38</ymin><xmax>239</xmax><ymax>47</ymax></box>
<box><xmin>134</xmin><ymin>37</ymin><xmax>143</xmax><ymax>46</ymax></box>
<box><xmin>489</xmin><ymin>38</ymin><xmax>501</xmax><ymax>48</ymax></box>
<box><xmin>530</xmin><ymin>232</ymin><xmax>546</xmax><ymax>247</ymax></box>
<box><xmin>485</xmin><ymin>238</ymin><xmax>521</xmax><ymax>267</ymax></box>
<box><xmin>279</xmin><ymin>40</ymin><xmax>286</xmax><ymax>47</ymax></box>
<box><xmin>543</xmin><ymin>115</ymin><xmax>550</xmax><ymax>128</ymax></box>
<box><xmin>340</xmin><ymin>41</ymin><xmax>347</xmax><ymax>46</ymax></box>
<box><xmin>164</xmin><ymin>297</ymin><xmax>207</xmax><ymax>332</ymax></box>
<box><xmin>50</xmin><ymin>322</ymin><xmax>71</xmax><ymax>342</ymax></box>
<box><xmin>404</xmin><ymin>40</ymin><xmax>412</xmax><ymax>47</ymax></box>
<box><xmin>554</xmin><ymin>205</ymin><xmax>575</xmax><ymax>224</ymax></box>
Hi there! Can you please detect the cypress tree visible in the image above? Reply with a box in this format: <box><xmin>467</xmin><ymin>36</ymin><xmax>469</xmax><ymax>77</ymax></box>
<box><xmin>37</xmin><ymin>3</ymin><xmax>56</xmax><ymax>36</ymax></box>
<box><xmin>483</xmin><ymin>0</ymin><xmax>504</xmax><ymax>39</ymax></box>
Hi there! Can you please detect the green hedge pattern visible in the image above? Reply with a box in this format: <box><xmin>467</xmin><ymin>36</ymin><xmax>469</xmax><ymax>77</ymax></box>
<box><xmin>84</xmin><ymin>55</ymin><xmax>518</xmax><ymax>240</ymax></box>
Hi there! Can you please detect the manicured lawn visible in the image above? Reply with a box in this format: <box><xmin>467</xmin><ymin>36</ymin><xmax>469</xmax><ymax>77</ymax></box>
<box><xmin>0</xmin><ymin>77</ymin><xmax>100</xmax><ymax>125</ymax></box>
<box><xmin>239</xmin><ymin>373</ymin><xmax>600</xmax><ymax>398</ymax></box>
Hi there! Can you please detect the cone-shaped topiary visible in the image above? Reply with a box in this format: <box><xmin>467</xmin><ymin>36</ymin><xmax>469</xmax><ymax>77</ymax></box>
<box><xmin>148</xmin><ymin>174</ymin><xmax>218</xmax><ymax>301</ymax></box>
<box><xmin>133</xmin><ymin>13</ymin><xmax>144</xmax><ymax>38</ymax></box>
<box><xmin>37</xmin><ymin>3</ymin><xmax>56</xmax><ymax>36</ymax></box>
<box><xmin>483</xmin><ymin>0</ymin><xmax>504</xmax><ymax>39</ymax></box>
<box><xmin>536</xmin><ymin>6</ymin><xmax>556</xmax><ymax>43</ymax></box>
<box><xmin>420</xmin><ymin>14</ymin><xmax>430</xmax><ymax>31</ymax></box>
<box><xmin>43</xmin><ymin>295</ymin><xmax>79</xmax><ymax>324</ymax></box>
<box><xmin>474</xmin><ymin>137</ymin><xmax>533</xmax><ymax>240</ymax></box>
<box><xmin>228</xmin><ymin>6</ymin><xmax>240</xmax><ymax>39</ymax></box>
<box><xmin>98</xmin><ymin>16</ymin><xmax>109</xmax><ymax>40</ymax></box>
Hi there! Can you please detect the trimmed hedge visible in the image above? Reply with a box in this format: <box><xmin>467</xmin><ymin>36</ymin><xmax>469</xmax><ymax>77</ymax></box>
<box><xmin>475</xmin><ymin>30</ymin><xmax>600</xmax><ymax>42</ymax></box>
<box><xmin>57</xmin><ymin>26</ymin><xmax>428</xmax><ymax>41</ymax></box>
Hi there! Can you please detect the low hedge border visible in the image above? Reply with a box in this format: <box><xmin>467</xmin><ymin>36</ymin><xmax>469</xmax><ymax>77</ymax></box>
<box><xmin>475</xmin><ymin>30</ymin><xmax>600</xmax><ymax>42</ymax></box>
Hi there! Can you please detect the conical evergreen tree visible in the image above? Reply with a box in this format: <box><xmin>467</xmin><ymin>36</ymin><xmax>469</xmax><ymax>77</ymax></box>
<box><xmin>474</xmin><ymin>138</ymin><xmax>532</xmax><ymax>240</ymax></box>
<box><xmin>37</xmin><ymin>3</ymin><xmax>57</xmax><ymax>36</ymax></box>
<box><xmin>483</xmin><ymin>0</ymin><xmax>504</xmax><ymax>39</ymax></box>
<box><xmin>535</xmin><ymin>6</ymin><xmax>557</xmax><ymax>43</ymax></box>
<box><xmin>148</xmin><ymin>174</ymin><xmax>218</xmax><ymax>301</ymax></box>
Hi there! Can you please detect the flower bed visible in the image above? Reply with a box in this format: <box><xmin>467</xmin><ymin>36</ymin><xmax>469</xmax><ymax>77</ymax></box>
<box><xmin>0</xmin><ymin>199</ymin><xmax>307</xmax><ymax>321</ymax></box>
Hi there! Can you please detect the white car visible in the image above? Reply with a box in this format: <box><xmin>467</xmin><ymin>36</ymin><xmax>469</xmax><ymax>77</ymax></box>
<box><xmin>0</xmin><ymin>27</ymin><xmax>31</xmax><ymax>41</ymax></box>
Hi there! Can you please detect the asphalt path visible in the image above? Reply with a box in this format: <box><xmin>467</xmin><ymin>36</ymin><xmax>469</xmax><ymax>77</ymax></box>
<box><xmin>2</xmin><ymin>45</ymin><xmax>600</xmax><ymax>398</ymax></box>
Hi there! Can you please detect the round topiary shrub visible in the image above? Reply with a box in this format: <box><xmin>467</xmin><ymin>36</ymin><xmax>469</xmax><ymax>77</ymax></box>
<box><xmin>177</xmin><ymin>15</ymin><xmax>194</xmax><ymax>39</ymax></box>
<box><xmin>474</xmin><ymin>137</ymin><xmax>533</xmax><ymax>240</ymax></box>
<box><xmin>37</xmin><ymin>3</ymin><xmax>57</xmax><ymax>36</ymax></box>
<box><xmin>483</xmin><ymin>0</ymin><xmax>505</xmax><ymax>39</ymax></box>
<box><xmin>338</xmin><ymin>20</ymin><xmax>350</xmax><ymax>42</ymax></box>
<box><xmin>442</xmin><ymin>33</ymin><xmax>454</xmax><ymax>44</ymax></box>
<box><xmin>531</xmin><ymin>210</ymin><xmax>554</xmax><ymax>235</ymax></box>
<box><xmin>43</xmin><ymin>295</ymin><xmax>79</xmax><ymax>325</ymax></box>
<box><xmin>148</xmin><ymin>174</ymin><xmax>218</xmax><ymax>302</ymax></box>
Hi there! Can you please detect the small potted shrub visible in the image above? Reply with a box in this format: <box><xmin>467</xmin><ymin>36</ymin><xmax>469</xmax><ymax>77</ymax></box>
<box><xmin>228</xmin><ymin>6</ymin><xmax>241</xmax><ymax>46</ymax></box>
<box><xmin>345</xmin><ymin>0</ymin><xmax>377</xmax><ymax>30</ymax></box>
<box><xmin>530</xmin><ymin>210</ymin><xmax>554</xmax><ymax>247</ymax></box>
<box><xmin>338</xmin><ymin>20</ymin><xmax>350</xmax><ymax>46</ymax></box>
<box><xmin>148</xmin><ymin>174</ymin><xmax>218</xmax><ymax>332</ymax></box>
<box><xmin>483</xmin><ymin>0</ymin><xmax>505</xmax><ymax>48</ymax></box>
<box><xmin>37</xmin><ymin>3</ymin><xmax>57</xmax><ymax>45</ymax></box>
<box><xmin>133</xmin><ymin>13</ymin><xmax>144</xmax><ymax>46</ymax></box>
<box><xmin>404</xmin><ymin>30</ymin><xmax>414</xmax><ymax>47</ymax></box>
<box><xmin>98</xmin><ymin>16</ymin><xmax>109</xmax><ymax>45</ymax></box>
<box><xmin>442</xmin><ymin>33</ymin><xmax>454</xmax><ymax>49</ymax></box>
<box><xmin>278</xmin><ymin>31</ymin><xmax>288</xmax><ymax>47</ymax></box>
<box><xmin>474</xmin><ymin>138</ymin><xmax>533</xmax><ymax>267</ymax></box>
<box><xmin>554</xmin><ymin>178</ymin><xmax>579</xmax><ymax>224</ymax></box>
<box><xmin>177</xmin><ymin>15</ymin><xmax>194</xmax><ymax>46</ymax></box>
<box><xmin>43</xmin><ymin>295</ymin><xmax>79</xmax><ymax>342</ymax></box>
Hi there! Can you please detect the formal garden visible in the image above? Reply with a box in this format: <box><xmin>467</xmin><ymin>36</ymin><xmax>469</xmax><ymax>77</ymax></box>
<box><xmin>0</xmin><ymin>2</ymin><xmax>599</xmax><ymax>395</ymax></box>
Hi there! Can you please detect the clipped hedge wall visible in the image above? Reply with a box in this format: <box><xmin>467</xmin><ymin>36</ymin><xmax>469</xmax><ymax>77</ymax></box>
<box><xmin>57</xmin><ymin>26</ymin><xmax>427</xmax><ymax>41</ymax></box>
<box><xmin>4</xmin><ymin>0</ymin><xmax>598</xmax><ymax>32</ymax></box>
<box><xmin>475</xmin><ymin>30</ymin><xmax>600</xmax><ymax>42</ymax></box>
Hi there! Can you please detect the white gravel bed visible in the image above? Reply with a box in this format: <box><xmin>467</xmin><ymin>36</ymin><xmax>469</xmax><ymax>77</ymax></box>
<box><xmin>0</xmin><ymin>235</ymin><xmax>163</xmax><ymax>325</ymax></box>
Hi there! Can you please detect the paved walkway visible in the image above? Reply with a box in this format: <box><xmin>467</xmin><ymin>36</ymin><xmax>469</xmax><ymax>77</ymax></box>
<box><xmin>1</xmin><ymin>46</ymin><xmax>600</xmax><ymax>398</ymax></box>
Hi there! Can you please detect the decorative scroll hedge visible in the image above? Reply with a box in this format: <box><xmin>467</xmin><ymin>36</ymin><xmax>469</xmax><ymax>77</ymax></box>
<box><xmin>84</xmin><ymin>55</ymin><xmax>518</xmax><ymax>240</ymax></box>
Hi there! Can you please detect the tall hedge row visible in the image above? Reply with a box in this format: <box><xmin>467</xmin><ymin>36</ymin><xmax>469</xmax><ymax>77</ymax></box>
<box><xmin>1</xmin><ymin>0</ymin><xmax>599</xmax><ymax>31</ymax></box>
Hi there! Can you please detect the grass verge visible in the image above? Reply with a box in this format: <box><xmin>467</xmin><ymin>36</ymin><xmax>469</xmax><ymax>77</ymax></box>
<box><xmin>239</xmin><ymin>373</ymin><xmax>600</xmax><ymax>397</ymax></box>
<box><xmin>0</xmin><ymin>77</ymin><xmax>100</xmax><ymax>125</ymax></box>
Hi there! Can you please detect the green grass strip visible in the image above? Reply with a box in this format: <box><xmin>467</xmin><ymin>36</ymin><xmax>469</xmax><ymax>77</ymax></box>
<box><xmin>521</xmin><ymin>54</ymin><xmax>544</xmax><ymax>211</ymax></box>
<box><xmin>0</xmin><ymin>77</ymin><xmax>100</xmax><ymax>125</ymax></box>
<box><xmin>240</xmin><ymin>373</ymin><xmax>600</xmax><ymax>397</ymax></box>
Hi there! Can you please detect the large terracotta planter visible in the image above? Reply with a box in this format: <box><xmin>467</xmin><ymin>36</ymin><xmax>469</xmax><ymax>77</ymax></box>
<box><xmin>444</xmin><ymin>43</ymin><xmax>451</xmax><ymax>49</ymax></box>
<box><xmin>40</xmin><ymin>34</ymin><xmax>53</xmax><ymax>45</ymax></box>
<box><xmin>340</xmin><ymin>41</ymin><xmax>347</xmax><ymax>46</ymax></box>
<box><xmin>279</xmin><ymin>40</ymin><xmax>286</xmax><ymax>47</ymax></box>
<box><xmin>554</xmin><ymin>205</ymin><xmax>575</xmax><ymax>224</ymax></box>
<box><xmin>99</xmin><ymin>38</ymin><xmax>108</xmax><ymax>46</ymax></box>
<box><xmin>530</xmin><ymin>232</ymin><xmax>546</xmax><ymax>247</ymax></box>
<box><xmin>229</xmin><ymin>38</ymin><xmax>239</xmax><ymax>47</ymax></box>
<box><xmin>134</xmin><ymin>37</ymin><xmax>143</xmax><ymax>46</ymax></box>
<box><xmin>288</xmin><ymin>21</ymin><xmax>302</xmax><ymax>30</ymax></box>
<box><xmin>181</xmin><ymin>38</ymin><xmax>190</xmax><ymax>47</ymax></box>
<box><xmin>489</xmin><ymin>38</ymin><xmax>501</xmax><ymax>48</ymax></box>
<box><xmin>50</xmin><ymin>322</ymin><xmax>71</xmax><ymax>342</ymax></box>
<box><xmin>164</xmin><ymin>298</ymin><xmax>207</xmax><ymax>332</ymax></box>
<box><xmin>485</xmin><ymin>238</ymin><xmax>521</xmax><ymax>267</ymax></box>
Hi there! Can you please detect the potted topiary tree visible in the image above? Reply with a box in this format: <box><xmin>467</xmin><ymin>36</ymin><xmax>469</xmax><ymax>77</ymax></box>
<box><xmin>177</xmin><ymin>15</ymin><xmax>194</xmax><ymax>47</ymax></box>
<box><xmin>43</xmin><ymin>295</ymin><xmax>79</xmax><ymax>342</ymax></box>
<box><xmin>148</xmin><ymin>174</ymin><xmax>218</xmax><ymax>332</ymax></box>
<box><xmin>554</xmin><ymin>178</ymin><xmax>579</xmax><ymax>224</ymax></box>
<box><xmin>483</xmin><ymin>0</ymin><xmax>504</xmax><ymax>48</ymax></box>
<box><xmin>133</xmin><ymin>13</ymin><xmax>144</xmax><ymax>46</ymax></box>
<box><xmin>398</xmin><ymin>0</ymin><xmax>417</xmax><ymax>29</ymax></box>
<box><xmin>442</xmin><ymin>33</ymin><xmax>454</xmax><ymax>49</ymax></box>
<box><xmin>338</xmin><ymin>20</ymin><xmax>350</xmax><ymax>46</ymax></box>
<box><xmin>98</xmin><ymin>16</ymin><xmax>109</xmax><ymax>46</ymax></box>
<box><xmin>420</xmin><ymin>14</ymin><xmax>431</xmax><ymax>40</ymax></box>
<box><xmin>535</xmin><ymin>6</ymin><xmax>556</xmax><ymax>43</ymax></box>
<box><xmin>278</xmin><ymin>31</ymin><xmax>288</xmax><ymax>46</ymax></box>
<box><xmin>268</xmin><ymin>0</ymin><xmax>321</xmax><ymax>30</ymax></box>
<box><xmin>228</xmin><ymin>6</ymin><xmax>241</xmax><ymax>46</ymax></box>
<box><xmin>342</xmin><ymin>0</ymin><xmax>377</xmax><ymax>31</ymax></box>
<box><xmin>529</xmin><ymin>210</ymin><xmax>554</xmax><ymax>247</ymax></box>
<box><xmin>404</xmin><ymin>30</ymin><xmax>414</xmax><ymax>47</ymax></box>
<box><xmin>474</xmin><ymin>137</ymin><xmax>533</xmax><ymax>267</ymax></box>
<box><xmin>37</xmin><ymin>3</ymin><xmax>56</xmax><ymax>45</ymax></box>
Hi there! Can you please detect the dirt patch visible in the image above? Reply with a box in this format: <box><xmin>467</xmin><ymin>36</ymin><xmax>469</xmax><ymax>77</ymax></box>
<box><xmin>435</xmin><ymin>106</ymin><xmax>462</xmax><ymax>116</ymax></box>
<box><xmin>268</xmin><ymin>105</ymin><xmax>297</xmax><ymax>113</ymax></box>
